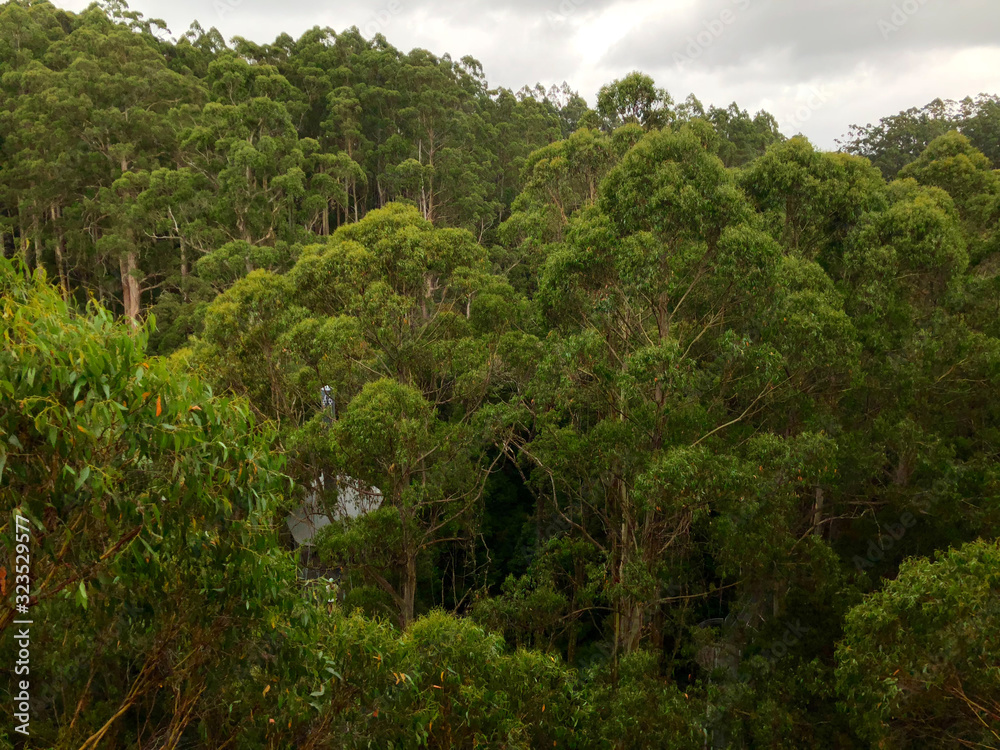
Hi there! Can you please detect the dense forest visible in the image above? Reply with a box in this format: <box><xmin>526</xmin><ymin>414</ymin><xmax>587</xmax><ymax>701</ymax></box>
<box><xmin>1</xmin><ymin>1</ymin><xmax>999</xmax><ymax>748</ymax></box>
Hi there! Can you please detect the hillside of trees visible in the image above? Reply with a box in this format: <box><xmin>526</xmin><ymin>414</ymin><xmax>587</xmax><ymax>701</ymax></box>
<box><xmin>1</xmin><ymin>2</ymin><xmax>999</xmax><ymax>748</ymax></box>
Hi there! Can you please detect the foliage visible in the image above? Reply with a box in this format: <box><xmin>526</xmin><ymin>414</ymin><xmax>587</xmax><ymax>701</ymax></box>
<box><xmin>836</xmin><ymin>539</ymin><xmax>1000</xmax><ymax>748</ymax></box>
<box><xmin>3</xmin><ymin>4</ymin><xmax>1000</xmax><ymax>748</ymax></box>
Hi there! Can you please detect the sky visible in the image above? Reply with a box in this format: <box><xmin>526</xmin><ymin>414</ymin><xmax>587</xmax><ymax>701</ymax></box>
<box><xmin>60</xmin><ymin>0</ymin><xmax>1000</xmax><ymax>149</ymax></box>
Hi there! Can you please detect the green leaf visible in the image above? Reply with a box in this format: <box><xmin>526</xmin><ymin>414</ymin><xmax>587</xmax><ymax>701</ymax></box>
<box><xmin>74</xmin><ymin>465</ymin><xmax>91</xmax><ymax>491</ymax></box>
<box><xmin>75</xmin><ymin>581</ymin><xmax>88</xmax><ymax>610</ymax></box>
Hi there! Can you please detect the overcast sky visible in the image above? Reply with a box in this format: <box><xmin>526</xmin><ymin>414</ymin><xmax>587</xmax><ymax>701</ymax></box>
<box><xmin>61</xmin><ymin>0</ymin><xmax>1000</xmax><ymax>148</ymax></box>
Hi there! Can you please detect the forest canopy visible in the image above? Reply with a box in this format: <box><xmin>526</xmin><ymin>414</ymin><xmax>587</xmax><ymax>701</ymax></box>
<box><xmin>1</xmin><ymin>1</ymin><xmax>999</xmax><ymax>748</ymax></box>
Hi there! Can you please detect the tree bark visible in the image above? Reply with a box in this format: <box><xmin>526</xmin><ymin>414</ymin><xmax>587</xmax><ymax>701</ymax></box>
<box><xmin>812</xmin><ymin>486</ymin><xmax>825</xmax><ymax>536</ymax></box>
<box><xmin>51</xmin><ymin>206</ymin><xmax>70</xmax><ymax>300</ymax></box>
<box><xmin>179</xmin><ymin>238</ymin><xmax>189</xmax><ymax>302</ymax></box>
<box><xmin>402</xmin><ymin>550</ymin><xmax>417</xmax><ymax>629</ymax></box>
<box><xmin>119</xmin><ymin>252</ymin><xmax>141</xmax><ymax>325</ymax></box>
<box><xmin>54</xmin><ymin>233</ymin><xmax>70</xmax><ymax>301</ymax></box>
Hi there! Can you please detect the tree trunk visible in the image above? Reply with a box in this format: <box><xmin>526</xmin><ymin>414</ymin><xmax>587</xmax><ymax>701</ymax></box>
<box><xmin>119</xmin><ymin>252</ymin><xmax>141</xmax><ymax>325</ymax></box>
<box><xmin>21</xmin><ymin>237</ymin><xmax>32</xmax><ymax>272</ymax></box>
<box><xmin>179</xmin><ymin>238</ymin><xmax>189</xmax><ymax>302</ymax></box>
<box><xmin>812</xmin><ymin>486</ymin><xmax>824</xmax><ymax>536</ymax></box>
<box><xmin>401</xmin><ymin>550</ymin><xmax>417</xmax><ymax>629</ymax></box>
<box><xmin>618</xmin><ymin>591</ymin><xmax>644</xmax><ymax>653</ymax></box>
<box><xmin>54</xmin><ymin>232</ymin><xmax>70</xmax><ymax>301</ymax></box>
<box><xmin>651</xmin><ymin>588</ymin><xmax>665</xmax><ymax>670</ymax></box>
<box><xmin>50</xmin><ymin>205</ymin><xmax>70</xmax><ymax>300</ymax></box>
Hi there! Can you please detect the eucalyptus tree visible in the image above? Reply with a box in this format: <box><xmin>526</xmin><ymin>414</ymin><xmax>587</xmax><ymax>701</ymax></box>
<box><xmin>702</xmin><ymin>102</ymin><xmax>784</xmax><ymax>168</ymax></box>
<box><xmin>740</xmin><ymin>136</ymin><xmax>888</xmax><ymax>269</ymax></box>
<box><xmin>596</xmin><ymin>71</ymin><xmax>673</xmax><ymax>131</ymax></box>
<box><xmin>497</xmin><ymin>126</ymin><xmax>620</xmax><ymax>293</ymax></box>
<box><xmin>0</xmin><ymin>0</ymin><xmax>71</xmax><ymax>273</ymax></box>
<box><xmin>0</xmin><ymin>259</ymin><xmax>329</xmax><ymax>748</ymax></box>
<box><xmin>1</xmin><ymin>4</ymin><xmax>203</xmax><ymax>320</ymax></box>
<box><xmin>498</xmin><ymin>124</ymin><xmax>795</xmax><ymax>662</ymax></box>
<box><xmin>195</xmin><ymin>204</ymin><xmax>516</xmax><ymax>626</ymax></box>
<box><xmin>839</xmin><ymin>98</ymin><xmax>960</xmax><ymax>179</ymax></box>
<box><xmin>897</xmin><ymin>131</ymin><xmax>1000</xmax><ymax>265</ymax></box>
<box><xmin>837</xmin><ymin>539</ymin><xmax>1000</xmax><ymax>749</ymax></box>
<box><xmin>840</xmin><ymin>95</ymin><xmax>1000</xmax><ymax>177</ymax></box>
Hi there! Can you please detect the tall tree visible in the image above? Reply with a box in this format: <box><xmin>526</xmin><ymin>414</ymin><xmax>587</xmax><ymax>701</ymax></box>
<box><xmin>596</xmin><ymin>71</ymin><xmax>673</xmax><ymax>131</ymax></box>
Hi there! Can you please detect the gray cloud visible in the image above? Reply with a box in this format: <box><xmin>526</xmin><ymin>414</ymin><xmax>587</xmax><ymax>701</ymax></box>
<box><xmin>60</xmin><ymin>0</ymin><xmax>1000</xmax><ymax>148</ymax></box>
<box><xmin>604</xmin><ymin>0</ymin><xmax>1000</xmax><ymax>80</ymax></box>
